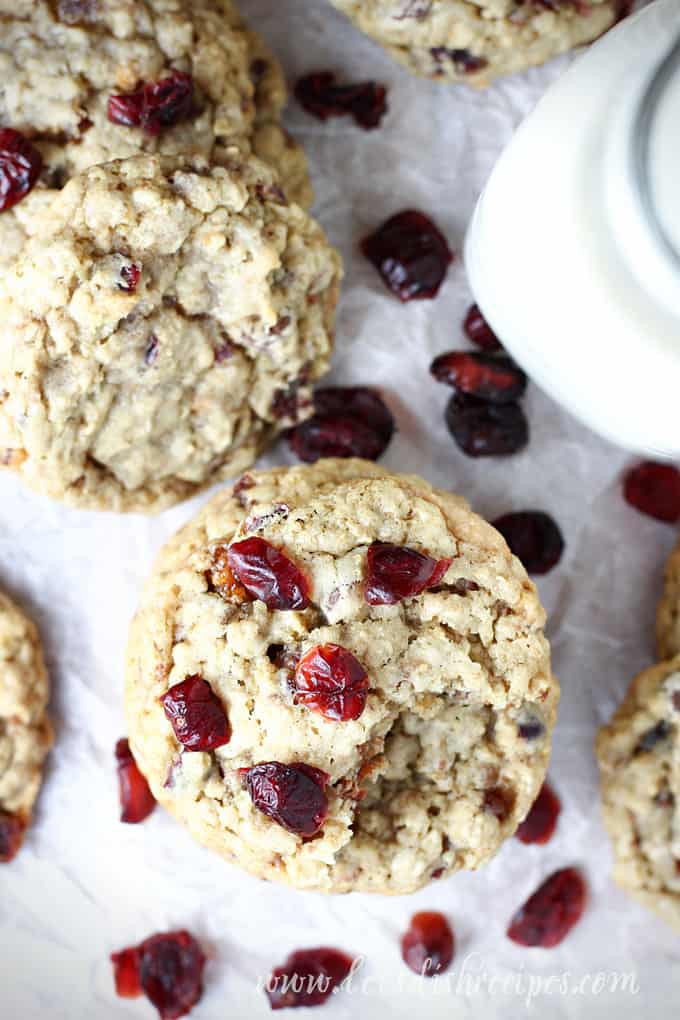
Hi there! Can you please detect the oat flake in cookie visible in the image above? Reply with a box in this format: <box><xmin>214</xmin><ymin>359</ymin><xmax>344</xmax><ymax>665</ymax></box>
<box><xmin>0</xmin><ymin>592</ymin><xmax>52</xmax><ymax>863</ymax></box>
<box><xmin>328</xmin><ymin>1</ymin><xmax>623</xmax><ymax>87</ymax></box>
<box><xmin>125</xmin><ymin>459</ymin><xmax>557</xmax><ymax>894</ymax></box>
<box><xmin>0</xmin><ymin>0</ymin><xmax>312</xmax><ymax>268</ymax></box>
<box><xmin>0</xmin><ymin>154</ymin><xmax>342</xmax><ymax>512</ymax></box>
<box><xmin>596</xmin><ymin>657</ymin><xmax>680</xmax><ymax>932</ymax></box>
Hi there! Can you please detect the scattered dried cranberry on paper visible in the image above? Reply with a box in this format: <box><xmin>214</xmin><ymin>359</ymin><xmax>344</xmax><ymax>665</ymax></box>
<box><xmin>515</xmin><ymin>782</ymin><xmax>561</xmax><ymax>845</ymax></box>
<box><xmin>401</xmin><ymin>912</ymin><xmax>455</xmax><ymax>976</ymax></box>
<box><xmin>361</xmin><ymin>210</ymin><xmax>453</xmax><ymax>301</ymax></box>
<box><xmin>265</xmin><ymin>947</ymin><xmax>355</xmax><ymax>1009</ymax></box>
<box><xmin>295</xmin><ymin>72</ymin><xmax>387</xmax><ymax>129</ymax></box>
<box><xmin>112</xmin><ymin>930</ymin><xmax>206</xmax><ymax>1020</ymax></box>
<box><xmin>623</xmin><ymin>461</ymin><xmax>680</xmax><ymax>523</ymax></box>
<box><xmin>115</xmin><ymin>738</ymin><xmax>156</xmax><ymax>824</ymax></box>
<box><xmin>507</xmin><ymin>868</ymin><xmax>587</xmax><ymax>948</ymax></box>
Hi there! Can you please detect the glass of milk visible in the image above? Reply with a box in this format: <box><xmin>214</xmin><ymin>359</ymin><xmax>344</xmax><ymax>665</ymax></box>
<box><xmin>465</xmin><ymin>0</ymin><xmax>680</xmax><ymax>459</ymax></box>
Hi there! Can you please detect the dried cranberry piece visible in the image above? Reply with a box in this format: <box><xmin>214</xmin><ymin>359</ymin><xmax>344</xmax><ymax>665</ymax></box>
<box><xmin>463</xmin><ymin>303</ymin><xmax>502</xmax><ymax>351</ymax></box>
<box><xmin>295</xmin><ymin>71</ymin><xmax>387</xmax><ymax>129</ymax></box>
<box><xmin>635</xmin><ymin>720</ymin><xmax>671</xmax><ymax>753</ymax></box>
<box><xmin>112</xmin><ymin>931</ymin><xmax>206</xmax><ymax>1020</ymax></box>
<box><xmin>265</xmin><ymin>947</ymin><xmax>354</xmax><ymax>1009</ymax></box>
<box><xmin>115</xmin><ymin>738</ymin><xmax>156</xmax><ymax>824</ymax></box>
<box><xmin>0</xmin><ymin>810</ymin><xmax>27</xmax><ymax>863</ymax></box>
<box><xmin>515</xmin><ymin>782</ymin><xmax>561</xmax><ymax>845</ymax></box>
<box><xmin>56</xmin><ymin>0</ymin><xmax>97</xmax><ymax>23</ymax></box>
<box><xmin>430</xmin><ymin>351</ymin><xmax>527</xmax><ymax>403</ymax></box>
<box><xmin>361</xmin><ymin>210</ymin><xmax>453</xmax><ymax>302</ymax></box>
<box><xmin>507</xmin><ymin>868</ymin><xmax>587</xmax><ymax>948</ymax></box>
<box><xmin>108</xmin><ymin>71</ymin><xmax>195</xmax><ymax>136</ymax></box>
<box><xmin>242</xmin><ymin>762</ymin><xmax>329</xmax><ymax>837</ymax></box>
<box><xmin>445</xmin><ymin>393</ymin><xmax>528</xmax><ymax>457</ymax></box>
<box><xmin>365</xmin><ymin>542</ymin><xmax>451</xmax><ymax>605</ymax></box>
<box><xmin>0</xmin><ymin>129</ymin><xmax>43</xmax><ymax>213</ymax></box>
<box><xmin>492</xmin><ymin>511</ymin><xmax>564</xmax><ymax>575</ymax></box>
<box><xmin>287</xmin><ymin>386</ymin><xmax>395</xmax><ymax>463</ymax></box>
<box><xmin>401</xmin><ymin>912</ymin><xmax>455</xmax><ymax>976</ymax></box>
<box><xmin>112</xmin><ymin>947</ymin><xmax>143</xmax><ymax>998</ymax></box>
<box><xmin>207</xmin><ymin>545</ymin><xmax>250</xmax><ymax>603</ymax></box>
<box><xmin>160</xmin><ymin>675</ymin><xmax>231</xmax><ymax>752</ymax></box>
<box><xmin>227</xmin><ymin>537</ymin><xmax>311</xmax><ymax>610</ymax></box>
<box><xmin>484</xmin><ymin>785</ymin><xmax>516</xmax><ymax>822</ymax></box>
<box><xmin>119</xmin><ymin>262</ymin><xmax>141</xmax><ymax>293</ymax></box>
<box><xmin>623</xmin><ymin>462</ymin><xmax>680</xmax><ymax>523</ymax></box>
<box><xmin>294</xmin><ymin>644</ymin><xmax>369</xmax><ymax>722</ymax></box>
<box><xmin>430</xmin><ymin>47</ymin><xmax>489</xmax><ymax>75</ymax></box>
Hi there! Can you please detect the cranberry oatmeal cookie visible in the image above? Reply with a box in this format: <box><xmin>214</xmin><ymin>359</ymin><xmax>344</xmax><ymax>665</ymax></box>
<box><xmin>0</xmin><ymin>154</ymin><xmax>341</xmax><ymax>512</ymax></box>
<box><xmin>0</xmin><ymin>0</ymin><xmax>311</xmax><ymax>268</ymax></box>
<box><xmin>596</xmin><ymin>657</ymin><xmax>680</xmax><ymax>932</ymax></box>
<box><xmin>126</xmin><ymin>459</ymin><xmax>557</xmax><ymax>894</ymax></box>
<box><xmin>328</xmin><ymin>1</ymin><xmax>624</xmax><ymax>87</ymax></box>
<box><xmin>657</xmin><ymin>536</ymin><xmax>680</xmax><ymax>662</ymax></box>
<box><xmin>0</xmin><ymin>592</ymin><xmax>52</xmax><ymax>863</ymax></box>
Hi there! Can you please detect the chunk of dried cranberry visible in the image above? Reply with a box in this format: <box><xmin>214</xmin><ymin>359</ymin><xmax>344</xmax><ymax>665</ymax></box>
<box><xmin>241</xmin><ymin>762</ymin><xmax>329</xmax><ymax>837</ymax></box>
<box><xmin>507</xmin><ymin>868</ymin><xmax>587</xmax><ymax>948</ymax></box>
<box><xmin>0</xmin><ymin>129</ymin><xmax>43</xmax><ymax>213</ymax></box>
<box><xmin>445</xmin><ymin>393</ymin><xmax>528</xmax><ymax>457</ymax></box>
<box><xmin>430</xmin><ymin>48</ymin><xmax>489</xmax><ymax>75</ymax></box>
<box><xmin>227</xmin><ymin>537</ymin><xmax>311</xmax><ymax>610</ymax></box>
<box><xmin>265</xmin><ymin>947</ymin><xmax>354</xmax><ymax>1009</ymax></box>
<box><xmin>207</xmin><ymin>545</ymin><xmax>250</xmax><ymax>603</ymax></box>
<box><xmin>287</xmin><ymin>386</ymin><xmax>395</xmax><ymax>463</ymax></box>
<box><xmin>115</xmin><ymin>738</ymin><xmax>156</xmax><ymax>824</ymax></box>
<box><xmin>295</xmin><ymin>71</ymin><xmax>387</xmax><ymax>129</ymax></box>
<box><xmin>361</xmin><ymin>210</ymin><xmax>453</xmax><ymax>302</ymax></box>
<box><xmin>492</xmin><ymin>511</ymin><xmax>565</xmax><ymax>575</ymax></box>
<box><xmin>112</xmin><ymin>930</ymin><xmax>206</xmax><ymax>1020</ymax></box>
<box><xmin>108</xmin><ymin>71</ymin><xmax>196</xmax><ymax>136</ymax></box>
<box><xmin>294</xmin><ymin>644</ymin><xmax>369</xmax><ymax>722</ymax></box>
<box><xmin>463</xmin><ymin>303</ymin><xmax>502</xmax><ymax>351</ymax></box>
<box><xmin>401</xmin><ymin>912</ymin><xmax>455</xmax><ymax>976</ymax></box>
<box><xmin>118</xmin><ymin>262</ymin><xmax>141</xmax><ymax>293</ymax></box>
<box><xmin>430</xmin><ymin>351</ymin><xmax>526</xmax><ymax>403</ymax></box>
<box><xmin>515</xmin><ymin>782</ymin><xmax>561</xmax><ymax>845</ymax></box>
<box><xmin>365</xmin><ymin>542</ymin><xmax>451</xmax><ymax>605</ymax></box>
<box><xmin>623</xmin><ymin>462</ymin><xmax>680</xmax><ymax>523</ymax></box>
<box><xmin>160</xmin><ymin>675</ymin><xmax>230</xmax><ymax>752</ymax></box>
<box><xmin>0</xmin><ymin>810</ymin><xmax>26</xmax><ymax>863</ymax></box>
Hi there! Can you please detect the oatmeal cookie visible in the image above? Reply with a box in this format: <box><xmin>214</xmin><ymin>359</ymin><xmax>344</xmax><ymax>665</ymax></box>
<box><xmin>596</xmin><ymin>657</ymin><xmax>680</xmax><ymax>931</ymax></box>
<box><xmin>0</xmin><ymin>592</ymin><xmax>52</xmax><ymax>863</ymax></box>
<box><xmin>328</xmin><ymin>0</ymin><xmax>624</xmax><ymax>87</ymax></box>
<box><xmin>0</xmin><ymin>154</ymin><xmax>341</xmax><ymax>512</ymax></box>
<box><xmin>126</xmin><ymin>458</ymin><xmax>557</xmax><ymax>894</ymax></box>
<box><xmin>0</xmin><ymin>0</ymin><xmax>311</xmax><ymax>268</ymax></box>
<box><xmin>657</xmin><ymin>537</ymin><xmax>680</xmax><ymax>662</ymax></box>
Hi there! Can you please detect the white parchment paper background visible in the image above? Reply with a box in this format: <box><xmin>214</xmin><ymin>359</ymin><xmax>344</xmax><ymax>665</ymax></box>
<box><xmin>1</xmin><ymin>1</ymin><xmax>679</xmax><ymax>1017</ymax></box>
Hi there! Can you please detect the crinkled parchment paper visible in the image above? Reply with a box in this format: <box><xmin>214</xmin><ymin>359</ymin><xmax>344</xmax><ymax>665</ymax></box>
<box><xmin>2</xmin><ymin>1</ymin><xmax>678</xmax><ymax>1017</ymax></box>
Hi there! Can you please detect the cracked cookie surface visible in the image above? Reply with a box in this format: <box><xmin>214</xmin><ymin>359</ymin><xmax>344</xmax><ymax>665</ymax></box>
<box><xmin>0</xmin><ymin>154</ymin><xmax>341</xmax><ymax>511</ymax></box>
<box><xmin>596</xmin><ymin>657</ymin><xmax>680</xmax><ymax>931</ymax></box>
<box><xmin>126</xmin><ymin>458</ymin><xmax>557</xmax><ymax>894</ymax></box>
<box><xmin>329</xmin><ymin>0</ymin><xmax>622</xmax><ymax>87</ymax></box>
<box><xmin>0</xmin><ymin>0</ymin><xmax>311</xmax><ymax>269</ymax></box>
<box><xmin>657</xmin><ymin>537</ymin><xmax>680</xmax><ymax>662</ymax></box>
<box><xmin>0</xmin><ymin>592</ymin><xmax>52</xmax><ymax>863</ymax></box>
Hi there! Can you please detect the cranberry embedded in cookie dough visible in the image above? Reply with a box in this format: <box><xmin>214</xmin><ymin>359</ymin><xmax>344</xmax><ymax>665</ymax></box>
<box><xmin>365</xmin><ymin>542</ymin><xmax>451</xmax><ymax>605</ymax></box>
<box><xmin>294</xmin><ymin>644</ymin><xmax>369</xmax><ymax>722</ymax></box>
<box><xmin>107</xmin><ymin>71</ymin><xmax>196</xmax><ymax>136</ymax></box>
<box><xmin>401</xmin><ymin>912</ymin><xmax>455</xmax><ymax>976</ymax></box>
<box><xmin>227</xmin><ymin>537</ymin><xmax>311</xmax><ymax>611</ymax></box>
<box><xmin>0</xmin><ymin>129</ymin><xmax>43</xmax><ymax>213</ymax></box>
<box><xmin>115</xmin><ymin>738</ymin><xmax>156</xmax><ymax>824</ymax></box>
<box><xmin>241</xmin><ymin>762</ymin><xmax>329</xmax><ymax>837</ymax></box>
<box><xmin>160</xmin><ymin>675</ymin><xmax>231</xmax><ymax>751</ymax></box>
<box><xmin>507</xmin><ymin>868</ymin><xmax>587</xmax><ymax>948</ymax></box>
<box><xmin>265</xmin><ymin>947</ymin><xmax>355</xmax><ymax>1009</ymax></box>
<box><xmin>111</xmin><ymin>930</ymin><xmax>206</xmax><ymax>1019</ymax></box>
<box><xmin>360</xmin><ymin>210</ymin><xmax>454</xmax><ymax>302</ymax></box>
<box><xmin>0</xmin><ymin>810</ymin><xmax>27</xmax><ymax>863</ymax></box>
